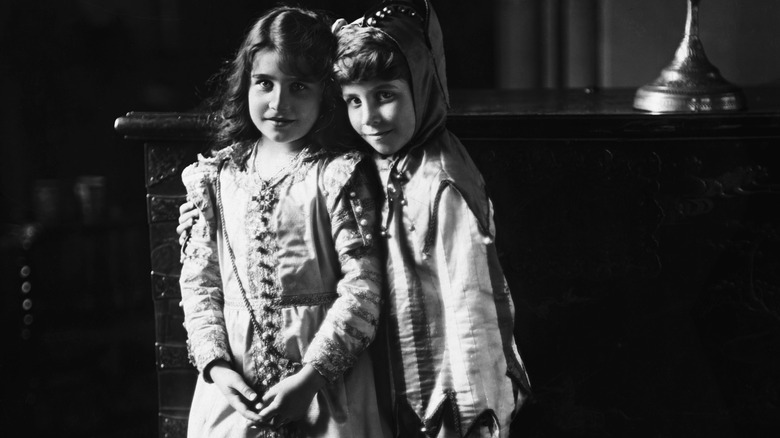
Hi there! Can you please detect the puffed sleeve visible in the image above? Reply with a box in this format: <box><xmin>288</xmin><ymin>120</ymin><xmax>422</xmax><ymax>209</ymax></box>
<box><xmin>302</xmin><ymin>153</ymin><xmax>384</xmax><ymax>382</ymax></box>
<box><xmin>179</xmin><ymin>156</ymin><xmax>232</xmax><ymax>378</ymax></box>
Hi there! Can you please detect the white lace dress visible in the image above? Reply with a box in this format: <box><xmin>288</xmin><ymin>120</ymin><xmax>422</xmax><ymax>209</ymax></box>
<box><xmin>179</xmin><ymin>145</ymin><xmax>390</xmax><ymax>438</ymax></box>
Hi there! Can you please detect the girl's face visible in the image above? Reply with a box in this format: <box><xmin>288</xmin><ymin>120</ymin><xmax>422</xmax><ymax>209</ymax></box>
<box><xmin>248</xmin><ymin>49</ymin><xmax>323</xmax><ymax>148</ymax></box>
<box><xmin>341</xmin><ymin>79</ymin><xmax>416</xmax><ymax>156</ymax></box>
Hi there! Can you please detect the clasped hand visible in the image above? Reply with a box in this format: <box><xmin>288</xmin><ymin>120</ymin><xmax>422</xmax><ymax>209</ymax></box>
<box><xmin>210</xmin><ymin>360</ymin><xmax>327</xmax><ymax>429</ymax></box>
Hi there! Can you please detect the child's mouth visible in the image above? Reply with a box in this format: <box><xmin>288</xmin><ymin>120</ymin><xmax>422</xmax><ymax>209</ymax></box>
<box><xmin>365</xmin><ymin>129</ymin><xmax>391</xmax><ymax>138</ymax></box>
<box><xmin>265</xmin><ymin>117</ymin><xmax>294</xmax><ymax>127</ymax></box>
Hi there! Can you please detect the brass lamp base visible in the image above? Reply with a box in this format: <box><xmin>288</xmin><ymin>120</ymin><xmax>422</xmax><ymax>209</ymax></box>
<box><xmin>634</xmin><ymin>84</ymin><xmax>746</xmax><ymax>114</ymax></box>
<box><xmin>633</xmin><ymin>0</ymin><xmax>746</xmax><ymax>113</ymax></box>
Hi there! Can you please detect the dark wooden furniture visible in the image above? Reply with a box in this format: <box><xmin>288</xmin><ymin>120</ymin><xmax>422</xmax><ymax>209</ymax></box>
<box><xmin>115</xmin><ymin>88</ymin><xmax>780</xmax><ymax>438</ymax></box>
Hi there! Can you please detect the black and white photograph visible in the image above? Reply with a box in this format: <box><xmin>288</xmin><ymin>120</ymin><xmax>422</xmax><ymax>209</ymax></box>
<box><xmin>2</xmin><ymin>1</ymin><xmax>779</xmax><ymax>437</ymax></box>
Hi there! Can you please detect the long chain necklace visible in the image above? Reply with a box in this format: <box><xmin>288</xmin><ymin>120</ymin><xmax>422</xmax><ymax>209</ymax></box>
<box><xmin>214</xmin><ymin>151</ymin><xmax>305</xmax><ymax>394</ymax></box>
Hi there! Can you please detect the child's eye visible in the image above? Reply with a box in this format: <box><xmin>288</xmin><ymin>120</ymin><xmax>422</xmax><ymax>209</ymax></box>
<box><xmin>344</xmin><ymin>96</ymin><xmax>361</xmax><ymax>107</ymax></box>
<box><xmin>291</xmin><ymin>82</ymin><xmax>307</xmax><ymax>92</ymax></box>
<box><xmin>377</xmin><ymin>91</ymin><xmax>395</xmax><ymax>102</ymax></box>
<box><xmin>255</xmin><ymin>80</ymin><xmax>273</xmax><ymax>90</ymax></box>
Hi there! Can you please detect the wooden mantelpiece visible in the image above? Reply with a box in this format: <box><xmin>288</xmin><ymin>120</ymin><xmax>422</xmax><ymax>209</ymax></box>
<box><xmin>116</xmin><ymin>88</ymin><xmax>780</xmax><ymax>438</ymax></box>
<box><xmin>116</xmin><ymin>88</ymin><xmax>780</xmax><ymax>139</ymax></box>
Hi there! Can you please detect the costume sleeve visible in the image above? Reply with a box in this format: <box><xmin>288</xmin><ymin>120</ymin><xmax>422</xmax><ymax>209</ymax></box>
<box><xmin>179</xmin><ymin>159</ymin><xmax>232</xmax><ymax>379</ymax></box>
<box><xmin>430</xmin><ymin>183</ymin><xmax>530</xmax><ymax>434</ymax></box>
<box><xmin>302</xmin><ymin>155</ymin><xmax>383</xmax><ymax>383</ymax></box>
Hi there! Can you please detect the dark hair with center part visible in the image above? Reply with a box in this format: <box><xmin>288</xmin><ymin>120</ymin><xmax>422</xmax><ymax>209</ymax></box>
<box><xmin>206</xmin><ymin>6</ymin><xmax>340</xmax><ymax>155</ymax></box>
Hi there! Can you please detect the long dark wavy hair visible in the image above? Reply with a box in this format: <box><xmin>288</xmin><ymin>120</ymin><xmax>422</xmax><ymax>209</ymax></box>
<box><xmin>204</xmin><ymin>6</ymin><xmax>357</xmax><ymax>160</ymax></box>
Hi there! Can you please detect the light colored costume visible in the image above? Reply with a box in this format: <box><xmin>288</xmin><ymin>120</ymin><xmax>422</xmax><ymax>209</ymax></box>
<box><xmin>179</xmin><ymin>144</ymin><xmax>390</xmax><ymax>438</ymax></box>
<box><xmin>349</xmin><ymin>1</ymin><xmax>532</xmax><ymax>437</ymax></box>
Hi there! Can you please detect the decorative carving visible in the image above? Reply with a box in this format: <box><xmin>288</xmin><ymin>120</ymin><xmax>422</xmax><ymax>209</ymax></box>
<box><xmin>157</xmin><ymin>343</ymin><xmax>193</xmax><ymax>370</ymax></box>
<box><xmin>152</xmin><ymin>271</ymin><xmax>181</xmax><ymax>299</ymax></box>
<box><xmin>146</xmin><ymin>144</ymin><xmax>189</xmax><ymax>187</ymax></box>
<box><xmin>662</xmin><ymin>163</ymin><xmax>773</xmax><ymax>223</ymax></box>
<box><xmin>159</xmin><ymin>414</ymin><xmax>188</xmax><ymax>438</ymax></box>
<box><xmin>150</xmin><ymin>222</ymin><xmax>182</xmax><ymax>276</ymax></box>
<box><xmin>151</xmin><ymin>242</ymin><xmax>182</xmax><ymax>277</ymax></box>
<box><xmin>154</xmin><ymin>298</ymin><xmax>187</xmax><ymax>344</ymax></box>
<box><xmin>149</xmin><ymin>195</ymin><xmax>187</xmax><ymax>223</ymax></box>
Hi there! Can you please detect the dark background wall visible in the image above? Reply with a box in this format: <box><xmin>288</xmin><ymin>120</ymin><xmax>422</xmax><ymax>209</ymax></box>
<box><xmin>1</xmin><ymin>0</ymin><xmax>778</xmax><ymax>437</ymax></box>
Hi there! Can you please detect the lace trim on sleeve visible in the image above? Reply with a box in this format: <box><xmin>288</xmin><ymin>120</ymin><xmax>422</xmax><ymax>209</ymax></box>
<box><xmin>186</xmin><ymin>331</ymin><xmax>231</xmax><ymax>373</ymax></box>
<box><xmin>305</xmin><ymin>337</ymin><xmax>357</xmax><ymax>383</ymax></box>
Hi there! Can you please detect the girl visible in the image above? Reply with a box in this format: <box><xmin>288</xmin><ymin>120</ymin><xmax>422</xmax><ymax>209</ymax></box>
<box><xmin>178</xmin><ymin>6</ymin><xmax>389</xmax><ymax>437</ymax></box>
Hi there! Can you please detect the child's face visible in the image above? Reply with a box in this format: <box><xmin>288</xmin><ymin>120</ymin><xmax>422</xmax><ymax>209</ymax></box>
<box><xmin>341</xmin><ymin>79</ymin><xmax>415</xmax><ymax>156</ymax></box>
<box><xmin>248</xmin><ymin>49</ymin><xmax>323</xmax><ymax>148</ymax></box>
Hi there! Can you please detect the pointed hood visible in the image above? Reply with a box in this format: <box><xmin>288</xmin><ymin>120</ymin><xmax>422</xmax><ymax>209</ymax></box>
<box><xmin>358</xmin><ymin>0</ymin><xmax>494</xmax><ymax>242</ymax></box>
<box><xmin>358</xmin><ymin>0</ymin><xmax>449</xmax><ymax>151</ymax></box>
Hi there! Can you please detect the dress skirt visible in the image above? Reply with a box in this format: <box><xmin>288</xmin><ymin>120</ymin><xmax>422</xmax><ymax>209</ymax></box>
<box><xmin>186</xmin><ymin>300</ymin><xmax>391</xmax><ymax>438</ymax></box>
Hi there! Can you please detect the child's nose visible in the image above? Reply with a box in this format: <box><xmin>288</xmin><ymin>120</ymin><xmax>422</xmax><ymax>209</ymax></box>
<box><xmin>361</xmin><ymin>105</ymin><xmax>379</xmax><ymax>126</ymax></box>
<box><xmin>269</xmin><ymin>88</ymin><xmax>289</xmax><ymax>110</ymax></box>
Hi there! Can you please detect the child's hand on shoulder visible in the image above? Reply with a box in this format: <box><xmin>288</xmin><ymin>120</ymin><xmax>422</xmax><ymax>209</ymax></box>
<box><xmin>176</xmin><ymin>201</ymin><xmax>199</xmax><ymax>244</ymax></box>
<box><xmin>256</xmin><ymin>364</ymin><xmax>327</xmax><ymax>428</ymax></box>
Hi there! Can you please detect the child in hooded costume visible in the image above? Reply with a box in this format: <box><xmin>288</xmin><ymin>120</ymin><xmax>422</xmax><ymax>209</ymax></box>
<box><xmin>332</xmin><ymin>1</ymin><xmax>532</xmax><ymax>437</ymax></box>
